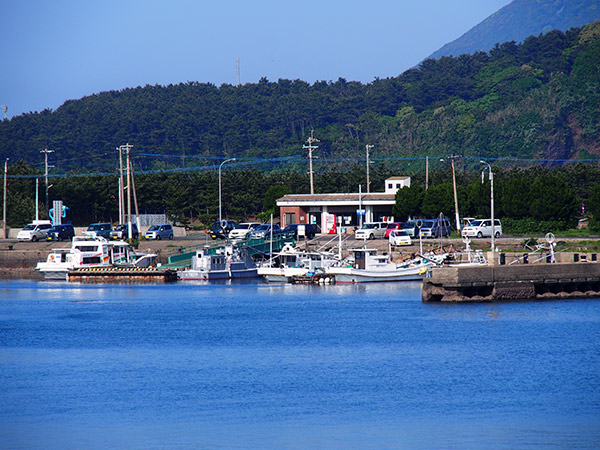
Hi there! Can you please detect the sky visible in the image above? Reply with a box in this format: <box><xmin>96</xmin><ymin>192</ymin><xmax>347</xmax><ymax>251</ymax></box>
<box><xmin>0</xmin><ymin>0</ymin><xmax>511</xmax><ymax>119</ymax></box>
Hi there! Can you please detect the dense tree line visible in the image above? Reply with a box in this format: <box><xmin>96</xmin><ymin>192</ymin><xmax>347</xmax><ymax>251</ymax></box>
<box><xmin>393</xmin><ymin>164</ymin><xmax>586</xmax><ymax>232</ymax></box>
<box><xmin>0</xmin><ymin>22</ymin><xmax>599</xmax><ymax>174</ymax></box>
<box><xmin>5</xmin><ymin>160</ymin><xmax>600</xmax><ymax>236</ymax></box>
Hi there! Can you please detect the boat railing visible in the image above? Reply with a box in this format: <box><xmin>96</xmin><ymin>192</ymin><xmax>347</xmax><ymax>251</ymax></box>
<box><xmin>166</xmin><ymin>231</ymin><xmax>296</xmax><ymax>267</ymax></box>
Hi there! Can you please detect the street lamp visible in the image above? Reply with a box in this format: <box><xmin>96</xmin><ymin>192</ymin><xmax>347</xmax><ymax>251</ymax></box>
<box><xmin>219</xmin><ymin>158</ymin><xmax>236</xmax><ymax>224</ymax></box>
<box><xmin>480</xmin><ymin>160</ymin><xmax>495</xmax><ymax>259</ymax></box>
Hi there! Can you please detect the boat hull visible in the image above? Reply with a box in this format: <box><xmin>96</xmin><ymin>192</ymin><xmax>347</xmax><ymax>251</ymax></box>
<box><xmin>36</xmin><ymin>266</ymin><xmax>70</xmax><ymax>280</ymax></box>
<box><xmin>258</xmin><ymin>267</ymin><xmax>309</xmax><ymax>282</ymax></box>
<box><xmin>177</xmin><ymin>268</ymin><xmax>259</xmax><ymax>281</ymax></box>
<box><xmin>327</xmin><ymin>266</ymin><xmax>429</xmax><ymax>283</ymax></box>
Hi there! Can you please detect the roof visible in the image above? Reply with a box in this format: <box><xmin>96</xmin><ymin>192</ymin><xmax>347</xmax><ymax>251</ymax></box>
<box><xmin>277</xmin><ymin>192</ymin><xmax>396</xmax><ymax>206</ymax></box>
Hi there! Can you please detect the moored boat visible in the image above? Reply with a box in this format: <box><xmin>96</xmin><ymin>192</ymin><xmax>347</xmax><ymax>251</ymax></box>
<box><xmin>325</xmin><ymin>248</ymin><xmax>441</xmax><ymax>283</ymax></box>
<box><xmin>177</xmin><ymin>245</ymin><xmax>258</xmax><ymax>280</ymax></box>
<box><xmin>35</xmin><ymin>236</ymin><xmax>157</xmax><ymax>280</ymax></box>
<box><xmin>257</xmin><ymin>243</ymin><xmax>340</xmax><ymax>282</ymax></box>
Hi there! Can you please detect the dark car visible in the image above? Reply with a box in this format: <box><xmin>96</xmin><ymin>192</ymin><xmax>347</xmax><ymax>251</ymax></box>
<box><xmin>208</xmin><ymin>220</ymin><xmax>236</xmax><ymax>239</ymax></box>
<box><xmin>282</xmin><ymin>223</ymin><xmax>318</xmax><ymax>239</ymax></box>
<box><xmin>110</xmin><ymin>223</ymin><xmax>139</xmax><ymax>240</ymax></box>
<box><xmin>84</xmin><ymin>222</ymin><xmax>113</xmax><ymax>239</ymax></box>
<box><xmin>46</xmin><ymin>224</ymin><xmax>75</xmax><ymax>241</ymax></box>
<box><xmin>250</xmin><ymin>223</ymin><xmax>281</xmax><ymax>239</ymax></box>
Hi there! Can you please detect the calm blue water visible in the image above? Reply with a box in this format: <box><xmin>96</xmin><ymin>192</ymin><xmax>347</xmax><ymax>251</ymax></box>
<box><xmin>1</xmin><ymin>279</ymin><xmax>599</xmax><ymax>449</ymax></box>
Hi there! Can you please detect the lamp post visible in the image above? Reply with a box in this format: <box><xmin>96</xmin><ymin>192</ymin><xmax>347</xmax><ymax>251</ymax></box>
<box><xmin>219</xmin><ymin>158</ymin><xmax>236</xmax><ymax>224</ymax></box>
<box><xmin>40</xmin><ymin>149</ymin><xmax>54</xmax><ymax>215</ymax></box>
<box><xmin>480</xmin><ymin>160</ymin><xmax>495</xmax><ymax>259</ymax></box>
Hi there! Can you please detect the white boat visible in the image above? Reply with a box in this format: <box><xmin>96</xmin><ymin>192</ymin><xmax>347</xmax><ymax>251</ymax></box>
<box><xmin>178</xmin><ymin>245</ymin><xmax>258</xmax><ymax>280</ymax></box>
<box><xmin>325</xmin><ymin>248</ymin><xmax>440</xmax><ymax>283</ymax></box>
<box><xmin>257</xmin><ymin>243</ymin><xmax>340</xmax><ymax>282</ymax></box>
<box><xmin>35</xmin><ymin>236</ymin><xmax>157</xmax><ymax>280</ymax></box>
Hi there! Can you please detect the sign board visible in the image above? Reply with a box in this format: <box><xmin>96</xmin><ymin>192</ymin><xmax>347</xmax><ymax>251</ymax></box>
<box><xmin>297</xmin><ymin>224</ymin><xmax>306</xmax><ymax>237</ymax></box>
<box><xmin>356</xmin><ymin>209</ymin><xmax>366</xmax><ymax>216</ymax></box>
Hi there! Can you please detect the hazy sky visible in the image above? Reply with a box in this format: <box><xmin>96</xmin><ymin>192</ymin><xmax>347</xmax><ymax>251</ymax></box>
<box><xmin>0</xmin><ymin>0</ymin><xmax>511</xmax><ymax>119</ymax></box>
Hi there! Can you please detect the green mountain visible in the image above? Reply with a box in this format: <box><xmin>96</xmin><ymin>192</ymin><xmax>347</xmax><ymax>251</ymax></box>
<box><xmin>428</xmin><ymin>0</ymin><xmax>600</xmax><ymax>60</ymax></box>
<box><xmin>0</xmin><ymin>21</ymin><xmax>599</xmax><ymax>174</ymax></box>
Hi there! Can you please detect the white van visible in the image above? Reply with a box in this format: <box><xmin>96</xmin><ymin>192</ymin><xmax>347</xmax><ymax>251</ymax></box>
<box><xmin>462</xmin><ymin>219</ymin><xmax>502</xmax><ymax>239</ymax></box>
<box><xmin>355</xmin><ymin>222</ymin><xmax>388</xmax><ymax>240</ymax></box>
<box><xmin>17</xmin><ymin>220</ymin><xmax>52</xmax><ymax>242</ymax></box>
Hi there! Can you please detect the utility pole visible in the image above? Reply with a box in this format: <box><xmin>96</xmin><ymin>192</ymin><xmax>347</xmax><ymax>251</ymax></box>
<box><xmin>40</xmin><ymin>149</ymin><xmax>54</xmax><ymax>216</ymax></box>
<box><xmin>303</xmin><ymin>130</ymin><xmax>319</xmax><ymax>195</ymax></box>
<box><xmin>365</xmin><ymin>144</ymin><xmax>373</xmax><ymax>193</ymax></box>
<box><xmin>129</xmin><ymin>160</ymin><xmax>142</xmax><ymax>240</ymax></box>
<box><xmin>425</xmin><ymin>156</ymin><xmax>429</xmax><ymax>191</ymax></box>
<box><xmin>450</xmin><ymin>155</ymin><xmax>461</xmax><ymax>233</ymax></box>
<box><xmin>3</xmin><ymin>158</ymin><xmax>8</xmax><ymax>239</ymax></box>
<box><xmin>118</xmin><ymin>146</ymin><xmax>125</xmax><ymax>224</ymax></box>
<box><xmin>119</xmin><ymin>144</ymin><xmax>134</xmax><ymax>240</ymax></box>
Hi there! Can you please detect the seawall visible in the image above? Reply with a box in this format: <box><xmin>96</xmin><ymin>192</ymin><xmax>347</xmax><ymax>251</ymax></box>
<box><xmin>422</xmin><ymin>261</ymin><xmax>600</xmax><ymax>302</ymax></box>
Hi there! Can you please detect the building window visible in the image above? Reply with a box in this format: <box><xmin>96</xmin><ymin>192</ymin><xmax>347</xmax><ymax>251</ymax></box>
<box><xmin>284</xmin><ymin>212</ymin><xmax>296</xmax><ymax>226</ymax></box>
<box><xmin>388</xmin><ymin>183</ymin><xmax>393</xmax><ymax>189</ymax></box>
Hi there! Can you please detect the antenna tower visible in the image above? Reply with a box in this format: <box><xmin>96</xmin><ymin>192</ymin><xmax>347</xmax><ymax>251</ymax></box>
<box><xmin>236</xmin><ymin>57</ymin><xmax>241</xmax><ymax>86</ymax></box>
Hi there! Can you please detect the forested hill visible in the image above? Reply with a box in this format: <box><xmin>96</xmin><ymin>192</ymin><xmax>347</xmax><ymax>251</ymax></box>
<box><xmin>428</xmin><ymin>0</ymin><xmax>600</xmax><ymax>60</ymax></box>
<box><xmin>1</xmin><ymin>21</ymin><xmax>599</xmax><ymax>173</ymax></box>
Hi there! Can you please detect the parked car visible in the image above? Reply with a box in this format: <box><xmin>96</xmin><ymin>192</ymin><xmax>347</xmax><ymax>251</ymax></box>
<box><xmin>419</xmin><ymin>217</ymin><xmax>451</xmax><ymax>238</ymax></box>
<box><xmin>84</xmin><ymin>223</ymin><xmax>113</xmax><ymax>240</ymax></box>
<box><xmin>250</xmin><ymin>223</ymin><xmax>281</xmax><ymax>239</ymax></box>
<box><xmin>144</xmin><ymin>224</ymin><xmax>174</xmax><ymax>240</ymax></box>
<box><xmin>462</xmin><ymin>219</ymin><xmax>502</xmax><ymax>239</ymax></box>
<box><xmin>389</xmin><ymin>229</ymin><xmax>412</xmax><ymax>247</ymax></box>
<box><xmin>110</xmin><ymin>223</ymin><xmax>139</xmax><ymax>240</ymax></box>
<box><xmin>281</xmin><ymin>223</ymin><xmax>318</xmax><ymax>239</ymax></box>
<box><xmin>46</xmin><ymin>224</ymin><xmax>75</xmax><ymax>242</ymax></box>
<box><xmin>355</xmin><ymin>222</ymin><xmax>388</xmax><ymax>240</ymax></box>
<box><xmin>17</xmin><ymin>221</ymin><xmax>52</xmax><ymax>242</ymax></box>
<box><xmin>384</xmin><ymin>222</ymin><xmax>405</xmax><ymax>239</ymax></box>
<box><xmin>228</xmin><ymin>222</ymin><xmax>260</xmax><ymax>240</ymax></box>
<box><xmin>207</xmin><ymin>220</ymin><xmax>236</xmax><ymax>239</ymax></box>
<box><xmin>401</xmin><ymin>219</ymin><xmax>421</xmax><ymax>238</ymax></box>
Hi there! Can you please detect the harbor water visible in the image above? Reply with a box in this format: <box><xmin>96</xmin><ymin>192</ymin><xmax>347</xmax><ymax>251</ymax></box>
<box><xmin>1</xmin><ymin>279</ymin><xmax>599</xmax><ymax>449</ymax></box>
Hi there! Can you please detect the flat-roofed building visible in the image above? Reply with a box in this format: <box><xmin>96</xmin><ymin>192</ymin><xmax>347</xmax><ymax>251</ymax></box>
<box><xmin>277</xmin><ymin>176</ymin><xmax>410</xmax><ymax>233</ymax></box>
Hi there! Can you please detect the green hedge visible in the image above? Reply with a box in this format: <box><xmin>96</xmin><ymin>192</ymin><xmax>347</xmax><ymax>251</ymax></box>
<box><xmin>501</xmin><ymin>217</ymin><xmax>576</xmax><ymax>235</ymax></box>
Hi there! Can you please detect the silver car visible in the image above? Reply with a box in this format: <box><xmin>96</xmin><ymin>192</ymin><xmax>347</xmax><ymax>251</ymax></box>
<box><xmin>144</xmin><ymin>224</ymin><xmax>173</xmax><ymax>240</ymax></box>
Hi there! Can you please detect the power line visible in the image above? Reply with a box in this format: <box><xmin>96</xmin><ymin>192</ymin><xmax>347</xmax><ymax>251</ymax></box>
<box><xmin>6</xmin><ymin>155</ymin><xmax>600</xmax><ymax>179</ymax></box>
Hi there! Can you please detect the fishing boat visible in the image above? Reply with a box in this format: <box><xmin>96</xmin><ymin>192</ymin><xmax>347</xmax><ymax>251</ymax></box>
<box><xmin>257</xmin><ymin>243</ymin><xmax>340</xmax><ymax>282</ymax></box>
<box><xmin>325</xmin><ymin>248</ymin><xmax>441</xmax><ymax>283</ymax></box>
<box><xmin>177</xmin><ymin>245</ymin><xmax>258</xmax><ymax>280</ymax></box>
<box><xmin>35</xmin><ymin>236</ymin><xmax>157</xmax><ymax>280</ymax></box>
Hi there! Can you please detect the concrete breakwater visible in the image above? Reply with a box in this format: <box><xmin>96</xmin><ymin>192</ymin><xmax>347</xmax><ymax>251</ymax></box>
<box><xmin>423</xmin><ymin>261</ymin><xmax>600</xmax><ymax>302</ymax></box>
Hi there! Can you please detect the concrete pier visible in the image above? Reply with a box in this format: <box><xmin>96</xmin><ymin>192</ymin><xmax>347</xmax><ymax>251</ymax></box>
<box><xmin>422</xmin><ymin>262</ymin><xmax>600</xmax><ymax>302</ymax></box>
<box><xmin>68</xmin><ymin>267</ymin><xmax>178</xmax><ymax>283</ymax></box>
